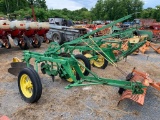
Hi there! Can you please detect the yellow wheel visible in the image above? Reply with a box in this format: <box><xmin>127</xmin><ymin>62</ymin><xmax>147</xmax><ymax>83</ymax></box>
<box><xmin>66</xmin><ymin>67</ymin><xmax>77</xmax><ymax>83</ymax></box>
<box><xmin>84</xmin><ymin>53</ymin><xmax>94</xmax><ymax>65</ymax></box>
<box><xmin>67</xmin><ymin>78</ymin><xmax>74</xmax><ymax>83</ymax></box>
<box><xmin>75</xmin><ymin>54</ymin><xmax>91</xmax><ymax>76</ymax></box>
<box><xmin>77</xmin><ymin>59</ymin><xmax>85</xmax><ymax>73</ymax></box>
<box><xmin>20</xmin><ymin>74</ymin><xmax>33</xmax><ymax>98</ymax></box>
<box><xmin>93</xmin><ymin>52</ymin><xmax>108</xmax><ymax>69</ymax></box>
<box><xmin>18</xmin><ymin>68</ymin><xmax>42</xmax><ymax>103</ymax></box>
<box><xmin>60</xmin><ymin>66</ymin><xmax>80</xmax><ymax>83</ymax></box>
<box><xmin>61</xmin><ymin>54</ymin><xmax>91</xmax><ymax>83</ymax></box>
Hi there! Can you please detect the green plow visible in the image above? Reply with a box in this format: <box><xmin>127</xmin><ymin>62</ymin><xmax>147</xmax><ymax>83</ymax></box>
<box><xmin>8</xmin><ymin>13</ymin><xmax>149</xmax><ymax>103</ymax></box>
<box><xmin>8</xmin><ymin>49</ymin><xmax>146</xmax><ymax>103</ymax></box>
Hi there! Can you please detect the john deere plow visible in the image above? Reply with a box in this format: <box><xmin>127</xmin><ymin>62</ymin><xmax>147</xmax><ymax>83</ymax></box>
<box><xmin>8</xmin><ymin>13</ymin><xmax>160</xmax><ymax>105</ymax></box>
<box><xmin>8</xmin><ymin>49</ymin><xmax>146</xmax><ymax>103</ymax></box>
<box><xmin>47</xmin><ymin>16</ymin><xmax>147</xmax><ymax>69</ymax></box>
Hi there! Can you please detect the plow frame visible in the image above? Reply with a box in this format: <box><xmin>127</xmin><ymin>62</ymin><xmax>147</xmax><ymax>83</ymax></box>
<box><xmin>22</xmin><ymin>50</ymin><xmax>146</xmax><ymax>95</ymax></box>
<box><xmin>55</xmin><ymin>14</ymin><xmax>150</xmax><ymax>66</ymax></box>
<box><xmin>62</xmin><ymin>38</ymin><xmax>147</xmax><ymax>63</ymax></box>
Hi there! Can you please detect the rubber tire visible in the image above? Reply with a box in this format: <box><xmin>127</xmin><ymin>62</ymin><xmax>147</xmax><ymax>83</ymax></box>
<box><xmin>32</xmin><ymin>35</ymin><xmax>42</xmax><ymax>48</ymax></box>
<box><xmin>5</xmin><ymin>41</ymin><xmax>11</xmax><ymax>49</ymax></box>
<box><xmin>19</xmin><ymin>36</ymin><xmax>29</xmax><ymax>50</ymax></box>
<box><xmin>59</xmin><ymin>65</ymin><xmax>80</xmax><ymax>83</ymax></box>
<box><xmin>52</xmin><ymin>32</ymin><xmax>65</xmax><ymax>45</ymax></box>
<box><xmin>18</xmin><ymin>67</ymin><xmax>42</xmax><ymax>103</ymax></box>
<box><xmin>41</xmin><ymin>63</ymin><xmax>46</xmax><ymax>74</ymax></box>
<box><xmin>75</xmin><ymin>54</ymin><xmax>91</xmax><ymax>76</ymax></box>
<box><xmin>13</xmin><ymin>37</ymin><xmax>19</xmax><ymax>46</ymax></box>
<box><xmin>93</xmin><ymin>52</ymin><xmax>108</xmax><ymax>69</ymax></box>
<box><xmin>2</xmin><ymin>38</ymin><xmax>11</xmax><ymax>49</ymax></box>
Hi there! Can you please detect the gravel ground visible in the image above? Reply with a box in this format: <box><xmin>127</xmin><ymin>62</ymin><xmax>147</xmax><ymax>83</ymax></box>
<box><xmin>0</xmin><ymin>43</ymin><xmax>160</xmax><ymax>120</ymax></box>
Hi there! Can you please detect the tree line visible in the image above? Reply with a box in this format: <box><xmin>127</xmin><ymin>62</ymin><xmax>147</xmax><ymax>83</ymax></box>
<box><xmin>0</xmin><ymin>0</ymin><xmax>160</xmax><ymax>22</ymax></box>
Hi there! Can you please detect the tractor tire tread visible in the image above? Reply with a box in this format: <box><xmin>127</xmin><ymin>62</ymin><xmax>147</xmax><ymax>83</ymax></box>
<box><xmin>18</xmin><ymin>67</ymin><xmax>42</xmax><ymax>103</ymax></box>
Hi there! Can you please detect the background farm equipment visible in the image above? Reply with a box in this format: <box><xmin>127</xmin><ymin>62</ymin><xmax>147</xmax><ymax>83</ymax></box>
<box><xmin>0</xmin><ymin>20</ymin><xmax>12</xmax><ymax>49</ymax></box>
<box><xmin>0</xmin><ymin>20</ymin><xmax>50</xmax><ymax>50</ymax></box>
<box><xmin>46</xmin><ymin>24</ymin><xmax>80</xmax><ymax>45</ymax></box>
<box><xmin>133</xmin><ymin>18</ymin><xmax>160</xmax><ymax>42</ymax></box>
<box><xmin>118</xmin><ymin>30</ymin><xmax>160</xmax><ymax>54</ymax></box>
<box><xmin>46</xmin><ymin>13</ymin><xmax>154</xmax><ymax>45</ymax></box>
<box><xmin>62</xmin><ymin>36</ymin><xmax>147</xmax><ymax>69</ymax></box>
<box><xmin>37</xmin><ymin>22</ymin><xmax>50</xmax><ymax>43</ymax></box>
<box><xmin>133</xmin><ymin>18</ymin><xmax>157</xmax><ymax>28</ymax></box>
<box><xmin>59</xmin><ymin>21</ymin><xmax>150</xmax><ymax>69</ymax></box>
<box><xmin>0</xmin><ymin>1</ymin><xmax>50</xmax><ymax>50</ymax></box>
<box><xmin>85</xmin><ymin>24</ymin><xmax>111</xmax><ymax>37</ymax></box>
<box><xmin>149</xmin><ymin>24</ymin><xmax>160</xmax><ymax>42</ymax></box>
<box><xmin>46</xmin><ymin>17</ymin><xmax>88</xmax><ymax>44</ymax></box>
<box><xmin>23</xmin><ymin>21</ymin><xmax>42</xmax><ymax>49</ymax></box>
<box><xmin>10</xmin><ymin>20</ymin><xmax>27</xmax><ymax>49</ymax></box>
<box><xmin>46</xmin><ymin>13</ymin><xmax>153</xmax><ymax>68</ymax></box>
<box><xmin>139</xmin><ymin>41</ymin><xmax>160</xmax><ymax>54</ymax></box>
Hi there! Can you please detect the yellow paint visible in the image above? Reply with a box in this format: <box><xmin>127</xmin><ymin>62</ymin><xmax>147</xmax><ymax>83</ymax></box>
<box><xmin>20</xmin><ymin>74</ymin><xmax>33</xmax><ymax>98</ymax></box>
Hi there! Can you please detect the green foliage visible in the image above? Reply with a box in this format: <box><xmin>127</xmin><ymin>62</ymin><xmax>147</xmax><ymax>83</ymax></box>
<box><xmin>0</xmin><ymin>0</ymin><xmax>47</xmax><ymax>14</ymax></box>
<box><xmin>0</xmin><ymin>0</ymin><xmax>30</xmax><ymax>14</ymax></box>
<box><xmin>141</xmin><ymin>6</ymin><xmax>160</xmax><ymax>21</ymax></box>
<box><xmin>0</xmin><ymin>0</ymin><xmax>160</xmax><ymax>22</ymax></box>
<box><xmin>91</xmin><ymin>0</ymin><xmax>144</xmax><ymax>20</ymax></box>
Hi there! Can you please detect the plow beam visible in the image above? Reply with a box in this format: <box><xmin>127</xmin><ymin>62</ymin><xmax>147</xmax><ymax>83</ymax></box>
<box><xmin>63</xmin><ymin>13</ymin><xmax>138</xmax><ymax>45</ymax></box>
<box><xmin>65</xmin><ymin>76</ymin><xmax>146</xmax><ymax>95</ymax></box>
<box><xmin>119</xmin><ymin>68</ymin><xmax>160</xmax><ymax>105</ymax></box>
<box><xmin>63</xmin><ymin>27</ymin><xmax>137</xmax><ymax>45</ymax></box>
<box><xmin>116</xmin><ymin>40</ymin><xmax>147</xmax><ymax>61</ymax></box>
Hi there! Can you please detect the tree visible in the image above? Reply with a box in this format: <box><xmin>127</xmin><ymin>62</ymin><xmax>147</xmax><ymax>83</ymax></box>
<box><xmin>91</xmin><ymin>0</ymin><xmax>144</xmax><ymax>20</ymax></box>
<box><xmin>91</xmin><ymin>0</ymin><xmax>104</xmax><ymax>20</ymax></box>
<box><xmin>140</xmin><ymin>6</ymin><xmax>160</xmax><ymax>21</ymax></box>
<box><xmin>34</xmin><ymin>0</ymin><xmax>47</xmax><ymax>9</ymax></box>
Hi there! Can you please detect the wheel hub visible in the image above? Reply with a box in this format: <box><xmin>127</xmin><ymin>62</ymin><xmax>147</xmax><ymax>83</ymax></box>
<box><xmin>77</xmin><ymin>59</ymin><xmax>85</xmax><ymax>73</ymax></box>
<box><xmin>93</xmin><ymin>55</ymin><xmax>105</xmax><ymax>67</ymax></box>
<box><xmin>20</xmin><ymin>74</ymin><xmax>33</xmax><ymax>98</ymax></box>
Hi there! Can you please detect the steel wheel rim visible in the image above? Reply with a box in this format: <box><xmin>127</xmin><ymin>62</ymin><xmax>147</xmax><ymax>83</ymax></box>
<box><xmin>21</xmin><ymin>41</ymin><xmax>25</xmax><ymax>47</ymax></box>
<box><xmin>20</xmin><ymin>74</ymin><xmax>33</xmax><ymax>98</ymax></box>
<box><xmin>67</xmin><ymin>78</ymin><xmax>74</xmax><ymax>82</ymax></box>
<box><xmin>93</xmin><ymin>55</ymin><xmax>105</xmax><ymax>67</ymax></box>
<box><xmin>77</xmin><ymin>59</ymin><xmax>85</xmax><ymax>73</ymax></box>
<box><xmin>84</xmin><ymin>53</ymin><xmax>94</xmax><ymax>64</ymax></box>
<box><xmin>13</xmin><ymin>38</ymin><xmax>18</xmax><ymax>46</ymax></box>
<box><xmin>53</xmin><ymin>34</ymin><xmax>60</xmax><ymax>43</ymax></box>
<box><xmin>46</xmin><ymin>39</ymin><xmax>50</xmax><ymax>43</ymax></box>
<box><xmin>67</xmin><ymin>67</ymin><xmax>76</xmax><ymax>82</ymax></box>
<box><xmin>5</xmin><ymin>44</ymin><xmax>9</xmax><ymax>48</ymax></box>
